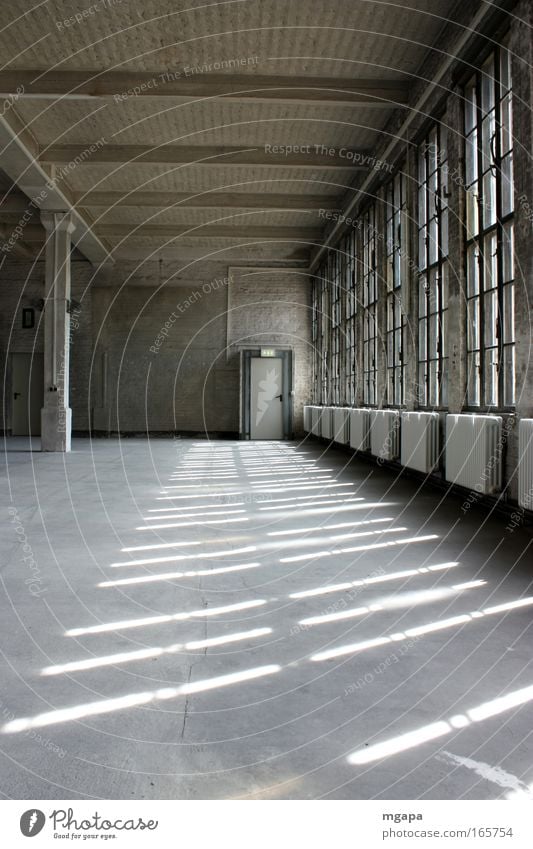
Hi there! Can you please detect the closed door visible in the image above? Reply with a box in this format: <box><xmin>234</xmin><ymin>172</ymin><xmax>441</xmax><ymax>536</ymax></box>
<box><xmin>12</xmin><ymin>353</ymin><xmax>43</xmax><ymax>436</ymax></box>
<box><xmin>250</xmin><ymin>357</ymin><xmax>284</xmax><ymax>439</ymax></box>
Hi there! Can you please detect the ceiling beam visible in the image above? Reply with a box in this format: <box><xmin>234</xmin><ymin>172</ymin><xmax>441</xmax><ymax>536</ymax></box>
<box><xmin>41</xmin><ymin>144</ymin><xmax>370</xmax><ymax>169</ymax></box>
<box><xmin>73</xmin><ymin>190</ymin><xmax>342</xmax><ymax>211</ymax></box>
<box><xmin>0</xmin><ymin>71</ymin><xmax>409</xmax><ymax>107</ymax></box>
<box><xmin>0</xmin><ymin>114</ymin><xmax>113</xmax><ymax>265</ymax></box>
<box><xmin>0</xmin><ymin>195</ymin><xmax>36</xmax><ymax>213</ymax></box>
<box><xmin>97</xmin><ymin>225</ymin><xmax>322</xmax><ymax>241</ymax></box>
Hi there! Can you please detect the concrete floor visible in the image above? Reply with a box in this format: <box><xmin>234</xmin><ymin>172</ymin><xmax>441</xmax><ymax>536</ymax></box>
<box><xmin>1</xmin><ymin>435</ymin><xmax>533</xmax><ymax>800</ymax></box>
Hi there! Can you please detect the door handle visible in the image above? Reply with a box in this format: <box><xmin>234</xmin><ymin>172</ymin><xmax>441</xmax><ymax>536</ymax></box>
<box><xmin>13</xmin><ymin>392</ymin><xmax>21</xmax><ymax>400</ymax></box>
<box><xmin>275</xmin><ymin>394</ymin><xmax>283</xmax><ymax>402</ymax></box>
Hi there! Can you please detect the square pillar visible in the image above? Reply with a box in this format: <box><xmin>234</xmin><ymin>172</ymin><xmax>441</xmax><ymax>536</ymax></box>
<box><xmin>40</xmin><ymin>211</ymin><xmax>75</xmax><ymax>452</ymax></box>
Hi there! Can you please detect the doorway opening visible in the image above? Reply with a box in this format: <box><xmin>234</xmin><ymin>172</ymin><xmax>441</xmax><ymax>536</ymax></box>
<box><xmin>11</xmin><ymin>352</ymin><xmax>44</xmax><ymax>436</ymax></box>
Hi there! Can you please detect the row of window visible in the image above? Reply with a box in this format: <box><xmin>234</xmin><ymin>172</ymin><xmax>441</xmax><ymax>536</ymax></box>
<box><xmin>312</xmin><ymin>42</ymin><xmax>515</xmax><ymax>412</ymax></box>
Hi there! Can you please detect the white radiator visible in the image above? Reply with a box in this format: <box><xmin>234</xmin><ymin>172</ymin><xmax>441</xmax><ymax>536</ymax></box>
<box><xmin>445</xmin><ymin>414</ymin><xmax>502</xmax><ymax>493</ymax></box>
<box><xmin>370</xmin><ymin>410</ymin><xmax>400</xmax><ymax>460</ymax></box>
<box><xmin>349</xmin><ymin>408</ymin><xmax>370</xmax><ymax>451</ymax></box>
<box><xmin>321</xmin><ymin>407</ymin><xmax>334</xmax><ymax>440</ymax></box>
<box><xmin>518</xmin><ymin>419</ymin><xmax>533</xmax><ymax>510</ymax></box>
<box><xmin>401</xmin><ymin>411</ymin><xmax>440</xmax><ymax>473</ymax></box>
<box><xmin>333</xmin><ymin>407</ymin><xmax>350</xmax><ymax>444</ymax></box>
<box><xmin>303</xmin><ymin>405</ymin><xmax>313</xmax><ymax>433</ymax></box>
<box><xmin>311</xmin><ymin>406</ymin><xmax>323</xmax><ymax>436</ymax></box>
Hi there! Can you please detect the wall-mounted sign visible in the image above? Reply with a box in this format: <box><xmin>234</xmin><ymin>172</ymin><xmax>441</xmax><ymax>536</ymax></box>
<box><xmin>261</xmin><ymin>348</ymin><xmax>276</xmax><ymax>358</ymax></box>
<box><xmin>22</xmin><ymin>308</ymin><xmax>35</xmax><ymax>329</ymax></box>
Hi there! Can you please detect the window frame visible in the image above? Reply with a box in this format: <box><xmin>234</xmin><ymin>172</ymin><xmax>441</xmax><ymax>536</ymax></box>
<box><xmin>385</xmin><ymin>172</ymin><xmax>406</xmax><ymax>407</ymax></box>
<box><xmin>362</xmin><ymin>204</ymin><xmax>378</xmax><ymax>406</ymax></box>
<box><xmin>464</xmin><ymin>41</ymin><xmax>515</xmax><ymax>411</ymax></box>
<box><xmin>417</xmin><ymin>123</ymin><xmax>450</xmax><ymax>409</ymax></box>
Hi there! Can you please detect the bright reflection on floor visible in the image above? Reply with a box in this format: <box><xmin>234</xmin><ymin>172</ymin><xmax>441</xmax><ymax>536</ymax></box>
<box><xmin>298</xmin><ymin>581</ymin><xmax>485</xmax><ymax>627</ymax></box>
<box><xmin>290</xmin><ymin>562</ymin><xmax>461</xmax><ymax>599</ymax></box>
<box><xmin>311</xmin><ymin>596</ymin><xmax>533</xmax><ymax>661</ymax></box>
<box><xmin>143</xmin><ymin>509</ymin><xmax>245</xmax><ymax>520</ymax></box>
<box><xmin>260</xmin><ymin>500</ymin><xmax>395</xmax><ymax>515</ymax></box>
<box><xmin>147</xmin><ymin>503</ymin><xmax>245</xmax><ymax>513</ymax></box>
<box><xmin>111</xmin><ymin>544</ymin><xmax>257</xmax><ymax>567</ymax></box>
<box><xmin>98</xmin><ymin>562</ymin><xmax>261</xmax><ymax>587</ymax></box>
<box><xmin>347</xmin><ymin>682</ymin><xmax>533</xmax><ymax>765</ymax></box>
<box><xmin>280</xmin><ymin>533</ymin><xmax>439</xmax><ymax>563</ymax></box>
<box><xmin>66</xmin><ymin>598</ymin><xmax>267</xmax><ymax>636</ymax></box>
<box><xmin>2</xmin><ymin>664</ymin><xmax>281</xmax><ymax>733</ymax></box>
<box><xmin>41</xmin><ymin>627</ymin><xmax>272</xmax><ymax>676</ymax></box>
<box><xmin>268</xmin><ymin>517</ymin><xmax>394</xmax><ymax>536</ymax></box>
<box><xmin>137</xmin><ymin>517</ymin><xmax>249</xmax><ymax>530</ymax></box>
<box><xmin>265</xmin><ymin>526</ymin><xmax>406</xmax><ymax>553</ymax></box>
<box><xmin>121</xmin><ymin>536</ymin><xmax>248</xmax><ymax>553</ymax></box>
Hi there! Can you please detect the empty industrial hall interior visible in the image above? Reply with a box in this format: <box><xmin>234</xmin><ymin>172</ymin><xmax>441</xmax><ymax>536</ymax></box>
<box><xmin>1</xmin><ymin>0</ymin><xmax>533</xmax><ymax>812</ymax></box>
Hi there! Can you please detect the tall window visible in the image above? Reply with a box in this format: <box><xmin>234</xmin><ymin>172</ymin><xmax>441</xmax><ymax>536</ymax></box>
<box><xmin>319</xmin><ymin>268</ymin><xmax>329</xmax><ymax>404</ymax></box>
<box><xmin>362</xmin><ymin>205</ymin><xmax>378</xmax><ymax>405</ymax></box>
<box><xmin>330</xmin><ymin>250</ymin><xmax>342</xmax><ymax>405</ymax></box>
<box><xmin>344</xmin><ymin>229</ymin><xmax>358</xmax><ymax>405</ymax></box>
<box><xmin>418</xmin><ymin>125</ymin><xmax>449</xmax><ymax>407</ymax></box>
<box><xmin>464</xmin><ymin>43</ymin><xmax>514</xmax><ymax>408</ymax></box>
<box><xmin>311</xmin><ymin>277</ymin><xmax>321</xmax><ymax>403</ymax></box>
<box><xmin>385</xmin><ymin>173</ymin><xmax>406</xmax><ymax>405</ymax></box>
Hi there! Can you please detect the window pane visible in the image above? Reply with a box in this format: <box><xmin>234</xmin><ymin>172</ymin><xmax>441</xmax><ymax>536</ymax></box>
<box><xmin>482</xmin><ymin>170</ymin><xmax>497</xmax><ymax>228</ymax></box>
<box><xmin>500</xmin><ymin>93</ymin><xmax>512</xmax><ymax>156</ymax></box>
<box><xmin>503</xmin><ymin>345</ymin><xmax>515</xmax><ymax>406</ymax></box>
<box><xmin>501</xmin><ymin>154</ymin><xmax>514</xmax><ymax>218</ymax></box>
<box><xmin>500</xmin><ymin>48</ymin><xmax>511</xmax><ymax>95</ymax></box>
<box><xmin>467</xmin><ymin>351</ymin><xmax>481</xmax><ymax>406</ymax></box>
<box><xmin>466</xmin><ymin>188</ymin><xmax>479</xmax><ymax>239</ymax></box>
<box><xmin>483</xmin><ymin>232</ymin><xmax>498</xmax><ymax>289</ymax></box>
<box><xmin>440</xmin><ymin>365</ymin><xmax>448</xmax><ymax>407</ymax></box>
<box><xmin>429</xmin><ymin>360</ymin><xmax>439</xmax><ymax>406</ymax></box>
<box><xmin>484</xmin><ymin>289</ymin><xmax>498</xmax><ymax>347</ymax></box>
<box><xmin>502</xmin><ymin>221</ymin><xmax>514</xmax><ymax>283</ymax></box>
<box><xmin>467</xmin><ymin>297</ymin><xmax>480</xmax><ymax>351</ymax></box>
<box><xmin>419</xmin><ymin>276</ymin><xmax>427</xmax><ymax>316</ymax></box>
<box><xmin>465</xmin><ymin>80</ymin><xmax>477</xmax><ymax>132</ymax></box>
<box><xmin>484</xmin><ymin>348</ymin><xmax>498</xmax><ymax>407</ymax></box>
<box><xmin>465</xmin><ymin>132</ymin><xmax>478</xmax><ymax>184</ymax></box>
<box><xmin>419</xmin><ymin>317</ymin><xmax>427</xmax><ymax>360</ymax></box>
<box><xmin>503</xmin><ymin>282</ymin><xmax>514</xmax><ymax>344</ymax></box>
<box><xmin>467</xmin><ymin>244</ymin><xmax>480</xmax><ymax>296</ymax></box>
<box><xmin>481</xmin><ymin>57</ymin><xmax>495</xmax><ymax>115</ymax></box>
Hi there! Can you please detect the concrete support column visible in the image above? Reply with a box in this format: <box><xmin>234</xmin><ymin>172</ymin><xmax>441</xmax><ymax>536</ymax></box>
<box><xmin>40</xmin><ymin>212</ymin><xmax>75</xmax><ymax>452</ymax></box>
<box><xmin>446</xmin><ymin>86</ymin><xmax>467</xmax><ymax>414</ymax></box>
<box><xmin>510</xmin><ymin>1</ymin><xmax>533</xmax><ymax>420</ymax></box>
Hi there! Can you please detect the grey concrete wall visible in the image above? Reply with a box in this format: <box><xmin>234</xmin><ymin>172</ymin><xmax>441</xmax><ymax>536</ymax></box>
<box><xmin>0</xmin><ymin>258</ymin><xmax>93</xmax><ymax>434</ymax></box>
<box><xmin>227</xmin><ymin>268</ymin><xmax>312</xmax><ymax>434</ymax></box>
<box><xmin>91</xmin><ymin>263</ymin><xmax>234</xmax><ymax>434</ymax></box>
<box><xmin>0</xmin><ymin>258</ymin><xmax>311</xmax><ymax>436</ymax></box>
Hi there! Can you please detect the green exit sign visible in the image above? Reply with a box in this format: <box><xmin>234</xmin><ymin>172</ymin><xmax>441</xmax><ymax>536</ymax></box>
<box><xmin>261</xmin><ymin>348</ymin><xmax>276</xmax><ymax>357</ymax></box>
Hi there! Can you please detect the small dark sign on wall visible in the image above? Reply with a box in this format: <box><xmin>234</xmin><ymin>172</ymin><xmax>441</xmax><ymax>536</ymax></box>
<box><xmin>22</xmin><ymin>308</ymin><xmax>35</xmax><ymax>329</ymax></box>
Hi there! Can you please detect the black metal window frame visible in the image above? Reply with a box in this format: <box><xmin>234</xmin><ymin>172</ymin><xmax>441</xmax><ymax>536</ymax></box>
<box><xmin>344</xmin><ymin>228</ymin><xmax>358</xmax><ymax>405</ymax></box>
<box><xmin>464</xmin><ymin>41</ymin><xmax>515</xmax><ymax>410</ymax></box>
<box><xmin>417</xmin><ymin>124</ymin><xmax>449</xmax><ymax>409</ymax></box>
<box><xmin>385</xmin><ymin>172</ymin><xmax>406</xmax><ymax>406</ymax></box>
<box><xmin>362</xmin><ymin>204</ymin><xmax>378</xmax><ymax>406</ymax></box>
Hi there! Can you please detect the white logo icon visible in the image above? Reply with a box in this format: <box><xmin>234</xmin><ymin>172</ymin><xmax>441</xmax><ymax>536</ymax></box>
<box><xmin>256</xmin><ymin>368</ymin><xmax>279</xmax><ymax>426</ymax></box>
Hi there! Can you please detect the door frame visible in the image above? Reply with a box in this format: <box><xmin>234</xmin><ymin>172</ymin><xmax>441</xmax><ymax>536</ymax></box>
<box><xmin>10</xmin><ymin>351</ymin><xmax>44</xmax><ymax>436</ymax></box>
<box><xmin>241</xmin><ymin>348</ymin><xmax>293</xmax><ymax>440</ymax></box>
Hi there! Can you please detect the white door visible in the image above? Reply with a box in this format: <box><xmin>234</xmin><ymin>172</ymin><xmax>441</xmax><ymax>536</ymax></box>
<box><xmin>250</xmin><ymin>357</ymin><xmax>284</xmax><ymax>439</ymax></box>
<box><xmin>12</xmin><ymin>353</ymin><xmax>43</xmax><ymax>436</ymax></box>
